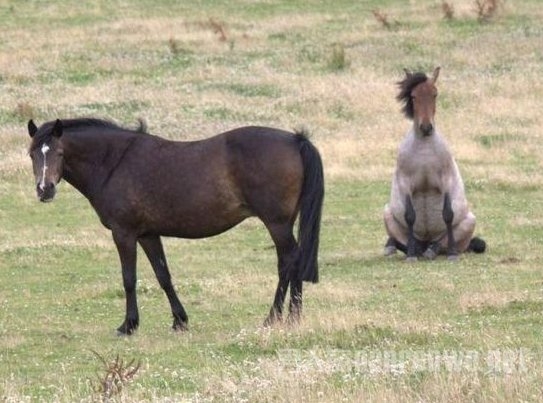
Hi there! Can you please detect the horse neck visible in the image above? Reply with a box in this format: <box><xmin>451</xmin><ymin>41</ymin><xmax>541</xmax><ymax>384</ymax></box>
<box><xmin>62</xmin><ymin>129</ymin><xmax>137</xmax><ymax>198</ymax></box>
<box><xmin>404</xmin><ymin>125</ymin><xmax>449</xmax><ymax>152</ymax></box>
<box><xmin>398</xmin><ymin>126</ymin><xmax>454</xmax><ymax>171</ymax></box>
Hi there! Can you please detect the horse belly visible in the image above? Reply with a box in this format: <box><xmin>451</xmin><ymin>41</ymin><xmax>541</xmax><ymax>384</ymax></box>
<box><xmin>141</xmin><ymin>190</ymin><xmax>252</xmax><ymax>239</ymax></box>
<box><xmin>412</xmin><ymin>194</ymin><xmax>446</xmax><ymax>241</ymax></box>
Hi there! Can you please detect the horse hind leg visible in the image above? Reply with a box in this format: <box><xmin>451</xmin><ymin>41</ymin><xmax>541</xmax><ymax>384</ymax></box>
<box><xmin>263</xmin><ymin>222</ymin><xmax>300</xmax><ymax>326</ymax></box>
<box><xmin>384</xmin><ymin>204</ymin><xmax>407</xmax><ymax>256</ymax></box>
<box><xmin>453</xmin><ymin>211</ymin><xmax>478</xmax><ymax>254</ymax></box>
<box><xmin>138</xmin><ymin>235</ymin><xmax>188</xmax><ymax>331</ymax></box>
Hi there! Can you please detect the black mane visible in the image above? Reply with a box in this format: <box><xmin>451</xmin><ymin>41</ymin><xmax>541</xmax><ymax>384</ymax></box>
<box><xmin>31</xmin><ymin>118</ymin><xmax>141</xmax><ymax>148</ymax></box>
<box><xmin>396</xmin><ymin>72</ymin><xmax>428</xmax><ymax>119</ymax></box>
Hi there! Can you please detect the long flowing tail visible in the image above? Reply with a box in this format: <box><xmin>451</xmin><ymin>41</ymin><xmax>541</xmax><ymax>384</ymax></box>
<box><xmin>295</xmin><ymin>132</ymin><xmax>324</xmax><ymax>283</ymax></box>
<box><xmin>468</xmin><ymin>236</ymin><xmax>486</xmax><ymax>253</ymax></box>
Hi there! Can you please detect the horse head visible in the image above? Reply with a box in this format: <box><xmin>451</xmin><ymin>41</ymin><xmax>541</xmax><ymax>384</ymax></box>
<box><xmin>398</xmin><ymin>67</ymin><xmax>440</xmax><ymax>137</ymax></box>
<box><xmin>27</xmin><ymin>119</ymin><xmax>64</xmax><ymax>202</ymax></box>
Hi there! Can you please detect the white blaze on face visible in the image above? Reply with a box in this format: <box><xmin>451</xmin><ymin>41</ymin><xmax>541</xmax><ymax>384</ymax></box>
<box><xmin>39</xmin><ymin>143</ymin><xmax>50</xmax><ymax>191</ymax></box>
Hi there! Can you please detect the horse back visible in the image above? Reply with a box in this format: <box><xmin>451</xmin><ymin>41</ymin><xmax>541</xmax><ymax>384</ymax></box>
<box><xmin>96</xmin><ymin>127</ymin><xmax>304</xmax><ymax>237</ymax></box>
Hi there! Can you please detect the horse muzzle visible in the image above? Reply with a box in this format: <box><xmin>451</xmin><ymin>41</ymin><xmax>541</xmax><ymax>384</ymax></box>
<box><xmin>37</xmin><ymin>182</ymin><xmax>56</xmax><ymax>202</ymax></box>
<box><xmin>419</xmin><ymin>122</ymin><xmax>434</xmax><ymax>136</ymax></box>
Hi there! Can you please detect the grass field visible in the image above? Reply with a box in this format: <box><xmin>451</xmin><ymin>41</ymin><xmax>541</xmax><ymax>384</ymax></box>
<box><xmin>1</xmin><ymin>0</ymin><xmax>543</xmax><ymax>401</ymax></box>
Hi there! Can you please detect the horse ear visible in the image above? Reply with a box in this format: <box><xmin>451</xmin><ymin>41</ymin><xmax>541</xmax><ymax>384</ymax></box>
<box><xmin>403</xmin><ymin>68</ymin><xmax>412</xmax><ymax>78</ymax></box>
<box><xmin>431</xmin><ymin>66</ymin><xmax>441</xmax><ymax>84</ymax></box>
<box><xmin>52</xmin><ymin>119</ymin><xmax>63</xmax><ymax>138</ymax></box>
<box><xmin>28</xmin><ymin>120</ymin><xmax>38</xmax><ymax>137</ymax></box>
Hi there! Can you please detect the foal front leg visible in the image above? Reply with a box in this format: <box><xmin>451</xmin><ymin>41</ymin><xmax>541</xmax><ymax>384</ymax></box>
<box><xmin>443</xmin><ymin>193</ymin><xmax>458</xmax><ymax>260</ymax></box>
<box><xmin>138</xmin><ymin>235</ymin><xmax>188</xmax><ymax>331</ymax></box>
<box><xmin>404</xmin><ymin>194</ymin><xmax>418</xmax><ymax>261</ymax></box>
<box><xmin>112</xmin><ymin>230</ymin><xmax>139</xmax><ymax>335</ymax></box>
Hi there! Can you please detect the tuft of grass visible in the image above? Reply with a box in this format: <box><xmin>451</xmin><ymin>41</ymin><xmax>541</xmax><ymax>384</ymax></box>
<box><xmin>475</xmin><ymin>0</ymin><xmax>501</xmax><ymax>22</ymax></box>
<box><xmin>327</xmin><ymin>43</ymin><xmax>349</xmax><ymax>72</ymax></box>
<box><xmin>476</xmin><ymin>133</ymin><xmax>518</xmax><ymax>148</ymax></box>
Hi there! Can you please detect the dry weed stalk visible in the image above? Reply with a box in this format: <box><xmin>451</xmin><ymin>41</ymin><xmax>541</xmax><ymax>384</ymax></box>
<box><xmin>372</xmin><ymin>10</ymin><xmax>391</xmax><ymax>29</ymax></box>
<box><xmin>442</xmin><ymin>2</ymin><xmax>455</xmax><ymax>20</ymax></box>
<box><xmin>208</xmin><ymin>18</ymin><xmax>227</xmax><ymax>41</ymax></box>
<box><xmin>91</xmin><ymin>350</ymin><xmax>141</xmax><ymax>401</ymax></box>
<box><xmin>475</xmin><ymin>0</ymin><xmax>500</xmax><ymax>22</ymax></box>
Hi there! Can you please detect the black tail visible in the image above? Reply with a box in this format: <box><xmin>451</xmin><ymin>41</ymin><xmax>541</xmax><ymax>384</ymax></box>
<box><xmin>468</xmin><ymin>236</ymin><xmax>486</xmax><ymax>254</ymax></box>
<box><xmin>295</xmin><ymin>132</ymin><xmax>324</xmax><ymax>283</ymax></box>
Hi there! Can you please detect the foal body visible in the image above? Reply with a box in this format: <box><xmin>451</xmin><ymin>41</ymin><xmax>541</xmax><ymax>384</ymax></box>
<box><xmin>384</xmin><ymin>68</ymin><xmax>485</xmax><ymax>260</ymax></box>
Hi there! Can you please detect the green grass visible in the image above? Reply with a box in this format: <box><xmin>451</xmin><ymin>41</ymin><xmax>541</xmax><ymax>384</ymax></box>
<box><xmin>2</xmin><ymin>0</ymin><xmax>543</xmax><ymax>401</ymax></box>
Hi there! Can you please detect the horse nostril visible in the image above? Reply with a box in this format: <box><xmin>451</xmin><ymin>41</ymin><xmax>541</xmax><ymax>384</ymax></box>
<box><xmin>37</xmin><ymin>182</ymin><xmax>56</xmax><ymax>202</ymax></box>
<box><xmin>420</xmin><ymin>123</ymin><xmax>433</xmax><ymax>136</ymax></box>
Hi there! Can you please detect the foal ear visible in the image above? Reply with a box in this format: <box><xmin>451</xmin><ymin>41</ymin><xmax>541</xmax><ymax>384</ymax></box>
<box><xmin>403</xmin><ymin>68</ymin><xmax>412</xmax><ymax>78</ymax></box>
<box><xmin>431</xmin><ymin>66</ymin><xmax>441</xmax><ymax>84</ymax></box>
<box><xmin>28</xmin><ymin>120</ymin><xmax>38</xmax><ymax>137</ymax></box>
<box><xmin>52</xmin><ymin>119</ymin><xmax>63</xmax><ymax>138</ymax></box>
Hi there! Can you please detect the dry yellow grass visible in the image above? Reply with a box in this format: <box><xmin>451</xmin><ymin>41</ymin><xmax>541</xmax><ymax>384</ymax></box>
<box><xmin>1</xmin><ymin>1</ymin><xmax>543</xmax><ymax>401</ymax></box>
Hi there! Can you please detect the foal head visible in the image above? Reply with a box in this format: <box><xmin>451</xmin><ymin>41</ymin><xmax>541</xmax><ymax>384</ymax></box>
<box><xmin>27</xmin><ymin>119</ymin><xmax>64</xmax><ymax>202</ymax></box>
<box><xmin>397</xmin><ymin>67</ymin><xmax>440</xmax><ymax>137</ymax></box>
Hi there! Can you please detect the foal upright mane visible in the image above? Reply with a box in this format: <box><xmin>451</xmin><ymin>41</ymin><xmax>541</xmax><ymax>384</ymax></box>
<box><xmin>396</xmin><ymin>72</ymin><xmax>429</xmax><ymax>119</ymax></box>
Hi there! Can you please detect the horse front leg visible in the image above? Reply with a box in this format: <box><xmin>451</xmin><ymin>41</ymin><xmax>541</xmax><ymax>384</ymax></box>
<box><xmin>112</xmin><ymin>230</ymin><xmax>139</xmax><ymax>335</ymax></box>
<box><xmin>138</xmin><ymin>235</ymin><xmax>188</xmax><ymax>331</ymax></box>
<box><xmin>404</xmin><ymin>194</ymin><xmax>418</xmax><ymax>261</ymax></box>
<box><xmin>443</xmin><ymin>193</ymin><xmax>458</xmax><ymax>260</ymax></box>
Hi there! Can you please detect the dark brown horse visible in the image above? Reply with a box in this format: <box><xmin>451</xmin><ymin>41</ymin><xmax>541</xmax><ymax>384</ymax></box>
<box><xmin>383</xmin><ymin>67</ymin><xmax>486</xmax><ymax>260</ymax></box>
<box><xmin>26</xmin><ymin>118</ymin><xmax>324</xmax><ymax>334</ymax></box>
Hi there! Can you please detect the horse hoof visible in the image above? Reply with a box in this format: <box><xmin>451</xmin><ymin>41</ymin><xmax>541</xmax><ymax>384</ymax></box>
<box><xmin>384</xmin><ymin>246</ymin><xmax>397</xmax><ymax>256</ymax></box>
<box><xmin>116</xmin><ymin>328</ymin><xmax>136</xmax><ymax>337</ymax></box>
<box><xmin>447</xmin><ymin>254</ymin><xmax>459</xmax><ymax>262</ymax></box>
<box><xmin>405</xmin><ymin>256</ymin><xmax>418</xmax><ymax>263</ymax></box>
<box><xmin>263</xmin><ymin>312</ymin><xmax>282</xmax><ymax>327</ymax></box>
<box><xmin>116</xmin><ymin>322</ymin><xmax>138</xmax><ymax>336</ymax></box>
<box><xmin>286</xmin><ymin>312</ymin><xmax>302</xmax><ymax>327</ymax></box>
<box><xmin>423</xmin><ymin>248</ymin><xmax>437</xmax><ymax>260</ymax></box>
<box><xmin>172</xmin><ymin>321</ymin><xmax>189</xmax><ymax>332</ymax></box>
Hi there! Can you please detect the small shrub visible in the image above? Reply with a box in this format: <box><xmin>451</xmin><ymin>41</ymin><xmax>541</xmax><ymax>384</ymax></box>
<box><xmin>91</xmin><ymin>350</ymin><xmax>141</xmax><ymax>401</ymax></box>
<box><xmin>475</xmin><ymin>0</ymin><xmax>500</xmax><ymax>22</ymax></box>
<box><xmin>372</xmin><ymin>9</ymin><xmax>391</xmax><ymax>29</ymax></box>
<box><xmin>168</xmin><ymin>37</ymin><xmax>182</xmax><ymax>56</ymax></box>
<box><xmin>208</xmin><ymin>18</ymin><xmax>227</xmax><ymax>42</ymax></box>
<box><xmin>14</xmin><ymin>102</ymin><xmax>34</xmax><ymax>121</ymax></box>
<box><xmin>442</xmin><ymin>2</ymin><xmax>455</xmax><ymax>20</ymax></box>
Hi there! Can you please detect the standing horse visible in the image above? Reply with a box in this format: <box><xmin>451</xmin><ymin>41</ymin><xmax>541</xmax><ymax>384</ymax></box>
<box><xmin>383</xmin><ymin>67</ymin><xmax>485</xmax><ymax>261</ymax></box>
<box><xmin>26</xmin><ymin>118</ymin><xmax>324</xmax><ymax>334</ymax></box>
